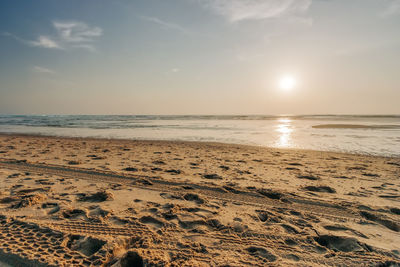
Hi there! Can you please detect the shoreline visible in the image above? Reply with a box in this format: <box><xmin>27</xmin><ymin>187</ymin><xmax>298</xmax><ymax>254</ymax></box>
<box><xmin>0</xmin><ymin>132</ymin><xmax>398</xmax><ymax>159</ymax></box>
<box><xmin>0</xmin><ymin>134</ymin><xmax>399</xmax><ymax>266</ymax></box>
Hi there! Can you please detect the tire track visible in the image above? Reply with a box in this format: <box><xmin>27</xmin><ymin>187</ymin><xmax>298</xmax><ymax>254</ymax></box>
<box><xmin>0</xmin><ymin>160</ymin><xmax>358</xmax><ymax>222</ymax></box>
<box><xmin>1</xmin><ymin>160</ymin><xmax>398</xmax><ymax>266</ymax></box>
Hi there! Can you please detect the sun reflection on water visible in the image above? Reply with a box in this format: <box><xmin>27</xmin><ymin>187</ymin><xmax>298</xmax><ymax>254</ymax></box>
<box><xmin>275</xmin><ymin>118</ymin><xmax>293</xmax><ymax>147</ymax></box>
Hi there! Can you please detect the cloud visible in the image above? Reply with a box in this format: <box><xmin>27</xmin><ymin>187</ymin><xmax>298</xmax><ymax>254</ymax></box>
<box><xmin>2</xmin><ymin>32</ymin><xmax>57</xmax><ymax>49</ymax></box>
<box><xmin>140</xmin><ymin>16</ymin><xmax>191</xmax><ymax>34</ymax></box>
<box><xmin>198</xmin><ymin>0</ymin><xmax>312</xmax><ymax>22</ymax></box>
<box><xmin>2</xmin><ymin>32</ymin><xmax>61</xmax><ymax>49</ymax></box>
<box><xmin>53</xmin><ymin>21</ymin><xmax>103</xmax><ymax>43</ymax></box>
<box><xmin>29</xmin><ymin>36</ymin><xmax>61</xmax><ymax>49</ymax></box>
<box><xmin>380</xmin><ymin>0</ymin><xmax>400</xmax><ymax>17</ymax></box>
<box><xmin>3</xmin><ymin>20</ymin><xmax>102</xmax><ymax>51</ymax></box>
<box><xmin>33</xmin><ymin>66</ymin><xmax>55</xmax><ymax>74</ymax></box>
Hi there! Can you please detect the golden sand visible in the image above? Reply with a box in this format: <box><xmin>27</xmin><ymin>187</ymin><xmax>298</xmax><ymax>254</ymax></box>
<box><xmin>0</xmin><ymin>134</ymin><xmax>399</xmax><ymax>266</ymax></box>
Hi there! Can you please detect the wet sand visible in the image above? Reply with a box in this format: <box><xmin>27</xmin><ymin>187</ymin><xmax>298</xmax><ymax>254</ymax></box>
<box><xmin>0</xmin><ymin>134</ymin><xmax>399</xmax><ymax>266</ymax></box>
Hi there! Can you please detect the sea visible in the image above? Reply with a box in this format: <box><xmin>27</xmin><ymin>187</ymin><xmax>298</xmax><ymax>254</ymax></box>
<box><xmin>0</xmin><ymin>115</ymin><xmax>399</xmax><ymax>157</ymax></box>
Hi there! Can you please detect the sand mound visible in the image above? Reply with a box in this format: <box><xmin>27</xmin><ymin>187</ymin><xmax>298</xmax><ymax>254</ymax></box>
<box><xmin>16</xmin><ymin>187</ymin><xmax>50</xmax><ymax>194</ymax></box>
<box><xmin>11</xmin><ymin>193</ymin><xmax>47</xmax><ymax>209</ymax></box>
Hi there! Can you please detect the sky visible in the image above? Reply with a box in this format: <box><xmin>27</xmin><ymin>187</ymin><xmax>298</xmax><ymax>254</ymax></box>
<box><xmin>0</xmin><ymin>0</ymin><xmax>400</xmax><ymax>115</ymax></box>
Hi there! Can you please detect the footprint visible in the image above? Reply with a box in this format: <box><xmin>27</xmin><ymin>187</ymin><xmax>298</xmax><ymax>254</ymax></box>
<box><xmin>246</xmin><ymin>246</ymin><xmax>277</xmax><ymax>262</ymax></box>
<box><xmin>288</xmin><ymin>163</ymin><xmax>303</xmax><ymax>166</ymax></box>
<box><xmin>323</xmin><ymin>224</ymin><xmax>368</xmax><ymax>238</ymax></box>
<box><xmin>165</xmin><ymin>169</ymin><xmax>181</xmax><ymax>175</ymax></box>
<box><xmin>42</xmin><ymin>202</ymin><xmax>60</xmax><ymax>214</ymax></box>
<box><xmin>257</xmin><ymin>189</ymin><xmax>283</xmax><ymax>200</ymax></box>
<box><xmin>117</xmin><ymin>250</ymin><xmax>144</xmax><ymax>267</ymax></box>
<box><xmin>152</xmin><ymin>160</ymin><xmax>165</xmax><ymax>165</ymax></box>
<box><xmin>222</xmin><ymin>186</ymin><xmax>241</xmax><ymax>194</ymax></box>
<box><xmin>123</xmin><ymin>167</ymin><xmax>138</xmax><ymax>172</ymax></box>
<box><xmin>64</xmin><ymin>235</ymin><xmax>106</xmax><ymax>256</ymax></box>
<box><xmin>303</xmin><ymin>186</ymin><xmax>336</xmax><ymax>193</ymax></box>
<box><xmin>360</xmin><ymin>211</ymin><xmax>399</xmax><ymax>232</ymax></box>
<box><xmin>255</xmin><ymin>210</ymin><xmax>281</xmax><ymax>223</ymax></box>
<box><xmin>67</xmin><ymin>160</ymin><xmax>81</xmax><ymax>165</ymax></box>
<box><xmin>183</xmin><ymin>193</ymin><xmax>205</xmax><ymax>204</ymax></box>
<box><xmin>88</xmin><ymin>206</ymin><xmax>110</xmax><ymax>219</ymax></box>
<box><xmin>390</xmin><ymin>208</ymin><xmax>400</xmax><ymax>215</ymax></box>
<box><xmin>284</xmin><ymin>238</ymin><xmax>298</xmax><ymax>246</ymax></box>
<box><xmin>285</xmin><ymin>254</ymin><xmax>300</xmax><ymax>262</ymax></box>
<box><xmin>297</xmin><ymin>175</ymin><xmax>320</xmax><ymax>181</ymax></box>
<box><xmin>280</xmin><ymin>224</ymin><xmax>300</xmax><ymax>234</ymax></box>
<box><xmin>62</xmin><ymin>208</ymin><xmax>87</xmax><ymax>219</ymax></box>
<box><xmin>139</xmin><ymin>216</ymin><xmax>165</xmax><ymax>228</ymax></box>
<box><xmin>314</xmin><ymin>235</ymin><xmax>365</xmax><ymax>252</ymax></box>
<box><xmin>77</xmin><ymin>191</ymin><xmax>114</xmax><ymax>202</ymax></box>
<box><xmin>202</xmin><ymin>174</ymin><xmax>222</xmax><ymax>180</ymax></box>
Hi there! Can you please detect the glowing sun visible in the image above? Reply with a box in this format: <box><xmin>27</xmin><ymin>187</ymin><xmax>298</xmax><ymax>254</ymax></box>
<box><xmin>279</xmin><ymin>75</ymin><xmax>297</xmax><ymax>91</ymax></box>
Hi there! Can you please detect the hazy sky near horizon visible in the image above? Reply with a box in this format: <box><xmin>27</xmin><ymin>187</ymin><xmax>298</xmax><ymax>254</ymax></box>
<box><xmin>1</xmin><ymin>0</ymin><xmax>400</xmax><ymax>115</ymax></box>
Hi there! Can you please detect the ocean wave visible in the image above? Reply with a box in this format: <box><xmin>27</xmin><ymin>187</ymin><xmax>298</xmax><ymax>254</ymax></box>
<box><xmin>1</xmin><ymin>114</ymin><xmax>400</xmax><ymax>123</ymax></box>
<box><xmin>312</xmin><ymin>124</ymin><xmax>400</xmax><ymax>129</ymax></box>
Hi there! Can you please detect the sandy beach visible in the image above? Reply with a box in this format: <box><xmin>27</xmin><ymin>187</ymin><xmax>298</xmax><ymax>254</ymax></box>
<box><xmin>0</xmin><ymin>134</ymin><xmax>399</xmax><ymax>266</ymax></box>
<box><xmin>2</xmin><ymin>0</ymin><xmax>400</xmax><ymax>265</ymax></box>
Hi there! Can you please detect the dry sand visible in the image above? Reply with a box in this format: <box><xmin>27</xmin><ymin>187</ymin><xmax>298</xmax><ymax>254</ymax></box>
<box><xmin>0</xmin><ymin>134</ymin><xmax>399</xmax><ymax>266</ymax></box>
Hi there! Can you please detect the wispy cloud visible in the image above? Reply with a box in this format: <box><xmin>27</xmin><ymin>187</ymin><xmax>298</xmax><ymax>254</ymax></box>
<box><xmin>2</xmin><ymin>32</ymin><xmax>61</xmax><ymax>49</ymax></box>
<box><xmin>3</xmin><ymin>20</ymin><xmax>102</xmax><ymax>51</ymax></box>
<box><xmin>33</xmin><ymin>66</ymin><xmax>55</xmax><ymax>74</ymax></box>
<box><xmin>140</xmin><ymin>16</ymin><xmax>191</xmax><ymax>34</ymax></box>
<box><xmin>53</xmin><ymin>21</ymin><xmax>102</xmax><ymax>44</ymax></box>
<box><xmin>198</xmin><ymin>0</ymin><xmax>312</xmax><ymax>22</ymax></box>
<box><xmin>380</xmin><ymin>0</ymin><xmax>400</xmax><ymax>17</ymax></box>
<box><xmin>30</xmin><ymin>36</ymin><xmax>61</xmax><ymax>49</ymax></box>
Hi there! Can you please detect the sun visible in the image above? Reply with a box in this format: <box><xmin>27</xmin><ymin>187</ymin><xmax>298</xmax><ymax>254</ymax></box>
<box><xmin>279</xmin><ymin>75</ymin><xmax>297</xmax><ymax>91</ymax></box>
